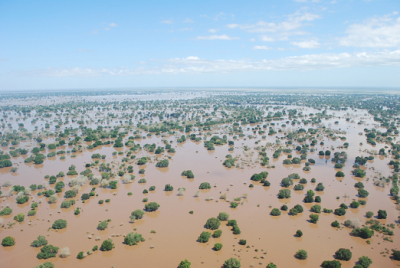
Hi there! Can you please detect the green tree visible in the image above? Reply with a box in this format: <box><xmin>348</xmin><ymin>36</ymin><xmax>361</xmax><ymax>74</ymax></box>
<box><xmin>296</xmin><ymin>230</ymin><xmax>303</xmax><ymax>237</ymax></box>
<box><xmin>178</xmin><ymin>259</ymin><xmax>191</xmax><ymax>268</ymax></box>
<box><xmin>199</xmin><ymin>182</ymin><xmax>211</xmax><ymax>189</ymax></box>
<box><xmin>266</xmin><ymin>263</ymin><xmax>277</xmax><ymax>268</ymax></box>
<box><xmin>31</xmin><ymin>235</ymin><xmax>48</xmax><ymax>247</ymax></box>
<box><xmin>214</xmin><ymin>243</ymin><xmax>223</xmax><ymax>251</ymax></box>
<box><xmin>321</xmin><ymin>260</ymin><xmax>341</xmax><ymax>268</ymax></box>
<box><xmin>52</xmin><ymin>219</ymin><xmax>67</xmax><ymax>229</ymax></box>
<box><xmin>213</xmin><ymin>230</ymin><xmax>222</xmax><ymax>238</ymax></box>
<box><xmin>270</xmin><ymin>208</ymin><xmax>281</xmax><ymax>216</ymax></box>
<box><xmin>198</xmin><ymin>231</ymin><xmax>211</xmax><ymax>243</ymax></box>
<box><xmin>101</xmin><ymin>239</ymin><xmax>114</xmax><ymax>251</ymax></box>
<box><xmin>2</xmin><ymin>236</ymin><xmax>15</xmax><ymax>247</ymax></box>
<box><xmin>335</xmin><ymin>248</ymin><xmax>352</xmax><ymax>261</ymax></box>
<box><xmin>37</xmin><ymin>245</ymin><xmax>59</xmax><ymax>259</ymax></box>
<box><xmin>206</xmin><ymin>217</ymin><xmax>220</xmax><ymax>230</ymax></box>
<box><xmin>124</xmin><ymin>232</ymin><xmax>145</xmax><ymax>246</ymax></box>
<box><xmin>377</xmin><ymin>209</ymin><xmax>387</xmax><ymax>219</ymax></box>
<box><xmin>218</xmin><ymin>212</ymin><xmax>229</xmax><ymax>221</ymax></box>
<box><xmin>358</xmin><ymin>256</ymin><xmax>372</xmax><ymax>268</ymax></box>
<box><xmin>310</xmin><ymin>214</ymin><xmax>319</xmax><ymax>223</ymax></box>
<box><xmin>223</xmin><ymin>257</ymin><xmax>241</xmax><ymax>268</ymax></box>
<box><xmin>97</xmin><ymin>221</ymin><xmax>108</xmax><ymax>230</ymax></box>
<box><xmin>145</xmin><ymin>202</ymin><xmax>160</xmax><ymax>212</ymax></box>
<box><xmin>295</xmin><ymin>249</ymin><xmax>308</xmax><ymax>259</ymax></box>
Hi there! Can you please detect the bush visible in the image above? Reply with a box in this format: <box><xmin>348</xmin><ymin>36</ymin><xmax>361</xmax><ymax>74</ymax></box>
<box><xmin>81</xmin><ymin>193</ymin><xmax>90</xmax><ymax>201</ymax></box>
<box><xmin>278</xmin><ymin>189</ymin><xmax>291</xmax><ymax>199</ymax></box>
<box><xmin>64</xmin><ymin>190</ymin><xmax>76</xmax><ymax>198</ymax></box>
<box><xmin>334</xmin><ymin>208</ymin><xmax>346</xmax><ymax>216</ymax></box>
<box><xmin>77</xmin><ymin>251</ymin><xmax>84</xmax><ymax>259</ymax></box>
<box><xmin>37</xmin><ymin>245</ymin><xmax>59</xmax><ymax>259</ymax></box>
<box><xmin>350</xmin><ymin>201</ymin><xmax>360</xmax><ymax>208</ymax></box>
<box><xmin>2</xmin><ymin>236</ymin><xmax>15</xmax><ymax>247</ymax></box>
<box><xmin>198</xmin><ymin>231</ymin><xmax>211</xmax><ymax>243</ymax></box>
<box><xmin>178</xmin><ymin>259</ymin><xmax>191</xmax><ymax>268</ymax></box>
<box><xmin>14</xmin><ymin>213</ymin><xmax>25</xmax><ymax>222</ymax></box>
<box><xmin>206</xmin><ymin>217</ymin><xmax>220</xmax><ymax>230</ymax></box>
<box><xmin>315</xmin><ymin>183</ymin><xmax>325</xmax><ymax>191</ymax></box>
<box><xmin>124</xmin><ymin>232</ymin><xmax>145</xmax><ymax>246</ymax></box>
<box><xmin>181</xmin><ymin>170</ymin><xmax>194</xmax><ymax>178</ymax></box>
<box><xmin>131</xmin><ymin>209</ymin><xmax>145</xmax><ymax>220</ymax></box>
<box><xmin>35</xmin><ymin>262</ymin><xmax>54</xmax><ymax>268</ymax></box>
<box><xmin>109</xmin><ymin>180</ymin><xmax>117</xmax><ymax>189</ymax></box>
<box><xmin>295</xmin><ymin>249</ymin><xmax>308</xmax><ymax>259</ymax></box>
<box><xmin>266</xmin><ymin>263</ymin><xmax>277</xmax><ymax>268</ymax></box>
<box><xmin>270</xmin><ymin>208</ymin><xmax>281</xmax><ymax>216</ymax></box>
<box><xmin>358</xmin><ymin>189</ymin><xmax>369</xmax><ymax>197</ymax></box>
<box><xmin>232</xmin><ymin>225</ymin><xmax>241</xmax><ymax>234</ymax></box>
<box><xmin>281</xmin><ymin>205</ymin><xmax>288</xmax><ymax>211</ymax></box>
<box><xmin>335</xmin><ymin>248</ymin><xmax>352</xmax><ymax>261</ymax></box>
<box><xmin>199</xmin><ymin>182</ymin><xmax>211</xmax><ymax>189</ymax></box>
<box><xmin>218</xmin><ymin>212</ymin><xmax>229</xmax><ymax>221</ymax></box>
<box><xmin>392</xmin><ymin>249</ymin><xmax>400</xmax><ymax>261</ymax></box>
<box><xmin>223</xmin><ymin>258</ymin><xmax>241</xmax><ymax>268</ymax></box>
<box><xmin>164</xmin><ymin>184</ymin><xmax>173</xmax><ymax>191</ymax></box>
<box><xmin>335</xmin><ymin>171</ymin><xmax>345</xmax><ymax>177</ymax></box>
<box><xmin>377</xmin><ymin>209</ymin><xmax>387</xmax><ymax>219</ymax></box>
<box><xmin>239</xmin><ymin>239</ymin><xmax>246</xmax><ymax>245</ymax></box>
<box><xmin>97</xmin><ymin>221</ymin><xmax>108</xmax><ymax>230</ymax></box>
<box><xmin>28</xmin><ymin>210</ymin><xmax>37</xmax><ymax>216</ymax></box>
<box><xmin>358</xmin><ymin>256</ymin><xmax>372</xmax><ymax>268</ymax></box>
<box><xmin>155</xmin><ymin>159</ymin><xmax>169</xmax><ymax>167</ymax></box>
<box><xmin>145</xmin><ymin>202</ymin><xmax>160</xmax><ymax>212</ymax></box>
<box><xmin>310</xmin><ymin>214</ymin><xmax>319</xmax><ymax>223</ymax></box>
<box><xmin>101</xmin><ymin>239</ymin><xmax>114</xmax><ymax>251</ymax></box>
<box><xmin>52</xmin><ymin>219</ymin><xmax>67</xmax><ymax>229</ymax></box>
<box><xmin>214</xmin><ymin>243</ymin><xmax>223</xmax><ymax>251</ymax></box>
<box><xmin>351</xmin><ymin>227</ymin><xmax>374</xmax><ymax>239</ymax></box>
<box><xmin>296</xmin><ymin>230</ymin><xmax>303</xmax><ymax>237</ymax></box>
<box><xmin>231</xmin><ymin>202</ymin><xmax>238</xmax><ymax>208</ymax></box>
<box><xmin>331</xmin><ymin>221</ymin><xmax>340</xmax><ymax>228</ymax></box>
<box><xmin>311</xmin><ymin>205</ymin><xmax>321</xmax><ymax>213</ymax></box>
<box><xmin>366</xmin><ymin>211</ymin><xmax>373</xmax><ymax>218</ymax></box>
<box><xmin>213</xmin><ymin>230</ymin><xmax>222</xmax><ymax>238</ymax></box>
<box><xmin>31</xmin><ymin>235</ymin><xmax>48</xmax><ymax>247</ymax></box>
<box><xmin>321</xmin><ymin>260</ymin><xmax>342</xmax><ymax>268</ymax></box>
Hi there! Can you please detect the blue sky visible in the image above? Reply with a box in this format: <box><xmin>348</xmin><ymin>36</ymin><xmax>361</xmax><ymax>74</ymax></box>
<box><xmin>0</xmin><ymin>0</ymin><xmax>399</xmax><ymax>90</ymax></box>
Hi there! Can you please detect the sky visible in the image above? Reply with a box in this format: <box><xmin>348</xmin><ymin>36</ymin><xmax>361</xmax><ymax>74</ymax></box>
<box><xmin>0</xmin><ymin>0</ymin><xmax>399</xmax><ymax>90</ymax></box>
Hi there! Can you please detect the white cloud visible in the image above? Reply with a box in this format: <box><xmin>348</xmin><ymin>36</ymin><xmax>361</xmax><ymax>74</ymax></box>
<box><xmin>180</xmin><ymin>28</ymin><xmax>193</xmax><ymax>31</ymax></box>
<box><xmin>208</xmin><ymin>29</ymin><xmax>218</xmax><ymax>33</ymax></box>
<box><xmin>109</xmin><ymin>23</ymin><xmax>117</xmax><ymax>27</ymax></box>
<box><xmin>339</xmin><ymin>14</ymin><xmax>400</xmax><ymax>48</ymax></box>
<box><xmin>161</xmin><ymin>20</ymin><xmax>173</xmax><ymax>24</ymax></box>
<box><xmin>25</xmin><ymin>50</ymin><xmax>400</xmax><ymax>77</ymax></box>
<box><xmin>261</xmin><ymin>36</ymin><xmax>275</xmax><ymax>42</ymax></box>
<box><xmin>250</xmin><ymin>38</ymin><xmax>256</xmax><ymax>42</ymax></box>
<box><xmin>196</xmin><ymin>34</ymin><xmax>240</xmax><ymax>40</ymax></box>
<box><xmin>184</xmin><ymin>18</ymin><xmax>193</xmax><ymax>23</ymax></box>
<box><xmin>253</xmin><ymin>46</ymin><xmax>273</xmax><ymax>50</ymax></box>
<box><xmin>226</xmin><ymin>11</ymin><xmax>320</xmax><ymax>34</ymax></box>
<box><xmin>292</xmin><ymin>40</ymin><xmax>320</xmax><ymax>48</ymax></box>
<box><xmin>78</xmin><ymin>49</ymin><xmax>88</xmax><ymax>52</ymax></box>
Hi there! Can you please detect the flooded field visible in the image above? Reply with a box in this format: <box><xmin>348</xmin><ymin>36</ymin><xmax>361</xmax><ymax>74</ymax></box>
<box><xmin>0</xmin><ymin>91</ymin><xmax>399</xmax><ymax>268</ymax></box>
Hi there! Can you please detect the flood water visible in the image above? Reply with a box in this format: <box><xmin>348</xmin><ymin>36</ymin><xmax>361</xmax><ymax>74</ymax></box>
<box><xmin>0</xmin><ymin>93</ymin><xmax>399</xmax><ymax>268</ymax></box>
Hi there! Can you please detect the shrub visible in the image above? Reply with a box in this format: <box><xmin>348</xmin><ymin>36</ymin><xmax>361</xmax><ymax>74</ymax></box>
<box><xmin>331</xmin><ymin>221</ymin><xmax>340</xmax><ymax>228</ymax></box>
<box><xmin>37</xmin><ymin>245</ymin><xmax>59</xmax><ymax>259</ymax></box>
<box><xmin>52</xmin><ymin>219</ymin><xmax>67</xmax><ymax>229</ymax></box>
<box><xmin>31</xmin><ymin>235</ymin><xmax>47</xmax><ymax>247</ymax></box>
<box><xmin>310</xmin><ymin>214</ymin><xmax>319</xmax><ymax>223</ymax></box>
<box><xmin>131</xmin><ymin>209</ymin><xmax>145</xmax><ymax>220</ymax></box>
<box><xmin>315</xmin><ymin>183</ymin><xmax>325</xmax><ymax>191</ymax></box>
<box><xmin>14</xmin><ymin>213</ymin><xmax>25</xmax><ymax>222</ymax></box>
<box><xmin>281</xmin><ymin>204</ymin><xmax>288</xmax><ymax>211</ymax></box>
<box><xmin>59</xmin><ymin>247</ymin><xmax>71</xmax><ymax>258</ymax></box>
<box><xmin>230</xmin><ymin>202</ymin><xmax>238</xmax><ymax>208</ymax></box>
<box><xmin>28</xmin><ymin>210</ymin><xmax>37</xmax><ymax>216</ymax></box>
<box><xmin>377</xmin><ymin>209</ymin><xmax>387</xmax><ymax>219</ymax></box>
<box><xmin>294</xmin><ymin>184</ymin><xmax>304</xmax><ymax>190</ymax></box>
<box><xmin>335</xmin><ymin>248</ymin><xmax>352</xmax><ymax>261</ymax></box>
<box><xmin>358</xmin><ymin>256</ymin><xmax>372</xmax><ymax>268</ymax></box>
<box><xmin>239</xmin><ymin>239</ymin><xmax>246</xmax><ymax>245</ymax></box>
<box><xmin>145</xmin><ymin>202</ymin><xmax>160</xmax><ymax>212</ymax></box>
<box><xmin>213</xmin><ymin>230</ymin><xmax>222</xmax><ymax>238</ymax></box>
<box><xmin>311</xmin><ymin>205</ymin><xmax>321</xmax><ymax>213</ymax></box>
<box><xmin>296</xmin><ymin>230</ymin><xmax>303</xmax><ymax>237</ymax></box>
<box><xmin>334</xmin><ymin>208</ymin><xmax>346</xmax><ymax>216</ymax></box>
<box><xmin>218</xmin><ymin>212</ymin><xmax>229</xmax><ymax>221</ymax></box>
<box><xmin>101</xmin><ymin>239</ymin><xmax>114</xmax><ymax>251</ymax></box>
<box><xmin>61</xmin><ymin>200</ymin><xmax>71</xmax><ymax>208</ymax></box>
<box><xmin>199</xmin><ymin>182</ymin><xmax>211</xmax><ymax>189</ymax></box>
<box><xmin>214</xmin><ymin>243</ymin><xmax>223</xmax><ymax>251</ymax></box>
<box><xmin>77</xmin><ymin>251</ymin><xmax>84</xmax><ymax>259</ymax></box>
<box><xmin>181</xmin><ymin>170</ymin><xmax>194</xmax><ymax>178</ymax></box>
<box><xmin>270</xmin><ymin>208</ymin><xmax>281</xmax><ymax>216</ymax></box>
<box><xmin>97</xmin><ymin>221</ymin><xmax>108</xmax><ymax>230</ymax></box>
<box><xmin>266</xmin><ymin>263</ymin><xmax>277</xmax><ymax>268</ymax></box>
<box><xmin>392</xmin><ymin>249</ymin><xmax>400</xmax><ymax>261</ymax></box>
<box><xmin>206</xmin><ymin>217</ymin><xmax>220</xmax><ymax>230</ymax></box>
<box><xmin>198</xmin><ymin>231</ymin><xmax>211</xmax><ymax>243</ymax></box>
<box><xmin>350</xmin><ymin>201</ymin><xmax>360</xmax><ymax>208</ymax></box>
<box><xmin>164</xmin><ymin>184</ymin><xmax>173</xmax><ymax>191</ymax></box>
<box><xmin>178</xmin><ymin>259</ymin><xmax>191</xmax><ymax>268</ymax></box>
<box><xmin>358</xmin><ymin>189</ymin><xmax>369</xmax><ymax>198</ymax></box>
<box><xmin>109</xmin><ymin>181</ymin><xmax>117</xmax><ymax>189</ymax></box>
<box><xmin>2</xmin><ymin>236</ymin><xmax>15</xmax><ymax>247</ymax></box>
<box><xmin>351</xmin><ymin>227</ymin><xmax>374</xmax><ymax>239</ymax></box>
<box><xmin>35</xmin><ymin>262</ymin><xmax>54</xmax><ymax>268</ymax></box>
<box><xmin>81</xmin><ymin>193</ymin><xmax>90</xmax><ymax>201</ymax></box>
<box><xmin>366</xmin><ymin>211</ymin><xmax>373</xmax><ymax>218</ymax></box>
<box><xmin>155</xmin><ymin>159</ymin><xmax>169</xmax><ymax>167</ymax></box>
<box><xmin>64</xmin><ymin>190</ymin><xmax>76</xmax><ymax>198</ymax></box>
<box><xmin>278</xmin><ymin>189</ymin><xmax>291</xmax><ymax>199</ymax></box>
<box><xmin>223</xmin><ymin>258</ymin><xmax>241</xmax><ymax>268</ymax></box>
<box><xmin>321</xmin><ymin>260</ymin><xmax>342</xmax><ymax>268</ymax></box>
<box><xmin>124</xmin><ymin>232</ymin><xmax>145</xmax><ymax>246</ymax></box>
<box><xmin>295</xmin><ymin>249</ymin><xmax>308</xmax><ymax>259</ymax></box>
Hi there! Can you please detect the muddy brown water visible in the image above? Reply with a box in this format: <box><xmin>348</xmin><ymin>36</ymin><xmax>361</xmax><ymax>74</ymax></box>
<box><xmin>1</xmin><ymin>104</ymin><xmax>400</xmax><ymax>268</ymax></box>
